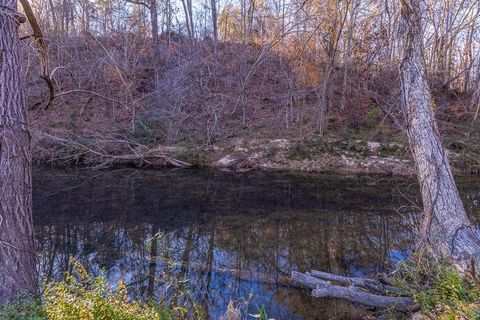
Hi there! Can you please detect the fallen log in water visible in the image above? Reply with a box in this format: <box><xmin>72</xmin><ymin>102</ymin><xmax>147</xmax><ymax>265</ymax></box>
<box><xmin>309</xmin><ymin>270</ymin><xmax>400</xmax><ymax>295</ymax></box>
<box><xmin>290</xmin><ymin>271</ymin><xmax>419</xmax><ymax>312</ymax></box>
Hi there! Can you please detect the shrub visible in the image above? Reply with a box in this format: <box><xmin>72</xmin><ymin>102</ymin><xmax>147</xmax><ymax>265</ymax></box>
<box><xmin>1</xmin><ymin>259</ymin><xmax>202</xmax><ymax>320</ymax></box>
<box><xmin>43</xmin><ymin>260</ymin><xmax>163</xmax><ymax>320</ymax></box>
<box><xmin>394</xmin><ymin>256</ymin><xmax>480</xmax><ymax>320</ymax></box>
<box><xmin>0</xmin><ymin>293</ymin><xmax>45</xmax><ymax>320</ymax></box>
<box><xmin>414</xmin><ymin>267</ymin><xmax>480</xmax><ymax>319</ymax></box>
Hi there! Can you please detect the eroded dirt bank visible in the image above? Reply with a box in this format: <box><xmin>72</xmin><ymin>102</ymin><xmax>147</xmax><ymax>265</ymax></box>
<box><xmin>32</xmin><ymin>133</ymin><xmax>479</xmax><ymax>175</ymax></box>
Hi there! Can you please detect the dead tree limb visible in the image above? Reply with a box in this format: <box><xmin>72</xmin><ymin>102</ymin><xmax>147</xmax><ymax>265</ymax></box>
<box><xmin>291</xmin><ymin>271</ymin><xmax>419</xmax><ymax>312</ymax></box>
<box><xmin>18</xmin><ymin>0</ymin><xmax>55</xmax><ymax>109</ymax></box>
<box><xmin>309</xmin><ymin>270</ymin><xmax>401</xmax><ymax>295</ymax></box>
<box><xmin>34</xmin><ymin>131</ymin><xmax>192</xmax><ymax>169</ymax></box>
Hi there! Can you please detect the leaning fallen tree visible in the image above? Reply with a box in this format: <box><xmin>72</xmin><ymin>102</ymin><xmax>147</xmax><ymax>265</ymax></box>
<box><xmin>290</xmin><ymin>271</ymin><xmax>419</xmax><ymax>312</ymax></box>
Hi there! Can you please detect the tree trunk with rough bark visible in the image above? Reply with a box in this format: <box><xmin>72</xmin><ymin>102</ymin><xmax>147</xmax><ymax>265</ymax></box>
<box><xmin>210</xmin><ymin>0</ymin><xmax>217</xmax><ymax>42</ymax></box>
<box><xmin>399</xmin><ymin>0</ymin><xmax>480</xmax><ymax>271</ymax></box>
<box><xmin>340</xmin><ymin>0</ymin><xmax>359</xmax><ymax>112</ymax></box>
<box><xmin>149</xmin><ymin>0</ymin><xmax>160</xmax><ymax>104</ymax></box>
<box><xmin>150</xmin><ymin>0</ymin><xmax>158</xmax><ymax>44</ymax></box>
<box><xmin>181</xmin><ymin>0</ymin><xmax>192</xmax><ymax>39</ymax></box>
<box><xmin>0</xmin><ymin>0</ymin><xmax>37</xmax><ymax>302</ymax></box>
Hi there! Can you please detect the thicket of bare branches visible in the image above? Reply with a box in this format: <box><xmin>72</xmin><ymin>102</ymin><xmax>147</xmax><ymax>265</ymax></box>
<box><xmin>20</xmin><ymin>0</ymin><xmax>480</xmax><ymax>147</ymax></box>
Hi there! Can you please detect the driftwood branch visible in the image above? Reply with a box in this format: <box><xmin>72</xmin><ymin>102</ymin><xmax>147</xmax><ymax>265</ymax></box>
<box><xmin>290</xmin><ymin>271</ymin><xmax>419</xmax><ymax>312</ymax></box>
<box><xmin>309</xmin><ymin>270</ymin><xmax>401</xmax><ymax>295</ymax></box>
<box><xmin>34</xmin><ymin>131</ymin><xmax>192</xmax><ymax>169</ymax></box>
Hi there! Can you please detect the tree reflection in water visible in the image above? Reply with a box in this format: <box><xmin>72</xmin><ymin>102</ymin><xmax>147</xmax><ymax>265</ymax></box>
<box><xmin>33</xmin><ymin>168</ymin><xmax>480</xmax><ymax>320</ymax></box>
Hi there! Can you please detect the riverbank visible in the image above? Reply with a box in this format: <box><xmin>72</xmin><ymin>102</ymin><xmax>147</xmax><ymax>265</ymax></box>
<box><xmin>31</xmin><ymin>131</ymin><xmax>480</xmax><ymax>175</ymax></box>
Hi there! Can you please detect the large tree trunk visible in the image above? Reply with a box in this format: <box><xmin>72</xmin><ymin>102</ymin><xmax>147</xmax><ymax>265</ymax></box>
<box><xmin>0</xmin><ymin>0</ymin><xmax>37</xmax><ymax>302</ymax></box>
<box><xmin>399</xmin><ymin>0</ymin><xmax>480</xmax><ymax>271</ymax></box>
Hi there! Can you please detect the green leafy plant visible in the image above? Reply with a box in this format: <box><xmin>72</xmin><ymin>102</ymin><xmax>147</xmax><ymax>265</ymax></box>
<box><xmin>249</xmin><ymin>305</ymin><xmax>272</xmax><ymax>320</ymax></box>
<box><xmin>43</xmin><ymin>260</ymin><xmax>163</xmax><ymax>320</ymax></box>
<box><xmin>393</xmin><ymin>256</ymin><xmax>480</xmax><ymax>320</ymax></box>
<box><xmin>0</xmin><ymin>258</ymin><xmax>204</xmax><ymax>320</ymax></box>
<box><xmin>0</xmin><ymin>293</ymin><xmax>45</xmax><ymax>320</ymax></box>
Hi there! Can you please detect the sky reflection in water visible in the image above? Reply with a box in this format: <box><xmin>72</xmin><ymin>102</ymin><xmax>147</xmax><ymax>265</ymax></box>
<box><xmin>33</xmin><ymin>168</ymin><xmax>480</xmax><ymax>320</ymax></box>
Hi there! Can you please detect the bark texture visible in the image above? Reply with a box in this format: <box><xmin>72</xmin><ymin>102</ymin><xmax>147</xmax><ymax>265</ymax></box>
<box><xmin>290</xmin><ymin>271</ymin><xmax>418</xmax><ymax>312</ymax></box>
<box><xmin>0</xmin><ymin>0</ymin><xmax>37</xmax><ymax>302</ymax></box>
<box><xmin>399</xmin><ymin>0</ymin><xmax>480</xmax><ymax>270</ymax></box>
<box><xmin>210</xmin><ymin>0</ymin><xmax>218</xmax><ymax>42</ymax></box>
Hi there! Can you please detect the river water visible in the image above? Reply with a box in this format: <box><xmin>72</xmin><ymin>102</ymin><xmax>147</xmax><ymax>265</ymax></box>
<box><xmin>33</xmin><ymin>168</ymin><xmax>480</xmax><ymax>319</ymax></box>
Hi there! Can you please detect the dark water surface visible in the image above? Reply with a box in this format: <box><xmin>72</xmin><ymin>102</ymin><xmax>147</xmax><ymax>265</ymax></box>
<box><xmin>33</xmin><ymin>168</ymin><xmax>480</xmax><ymax>319</ymax></box>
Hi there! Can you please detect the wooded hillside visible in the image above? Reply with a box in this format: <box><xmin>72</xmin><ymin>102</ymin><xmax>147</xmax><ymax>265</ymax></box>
<box><xmin>22</xmin><ymin>0</ymin><xmax>480</xmax><ymax>142</ymax></box>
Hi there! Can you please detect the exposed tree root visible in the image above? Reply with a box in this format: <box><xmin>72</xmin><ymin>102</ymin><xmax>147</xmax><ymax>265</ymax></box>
<box><xmin>290</xmin><ymin>270</ymin><xmax>420</xmax><ymax>312</ymax></box>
